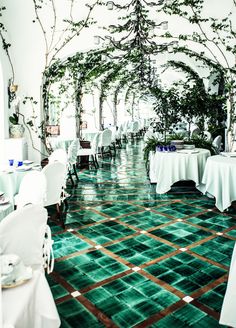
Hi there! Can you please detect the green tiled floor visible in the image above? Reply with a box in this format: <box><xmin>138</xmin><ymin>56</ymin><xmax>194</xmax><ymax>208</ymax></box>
<box><xmin>48</xmin><ymin>139</ymin><xmax>236</xmax><ymax>327</ymax></box>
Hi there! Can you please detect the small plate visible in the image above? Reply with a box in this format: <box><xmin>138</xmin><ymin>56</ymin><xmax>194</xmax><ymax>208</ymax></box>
<box><xmin>2</xmin><ymin>267</ymin><xmax>32</xmax><ymax>289</ymax></box>
<box><xmin>16</xmin><ymin>166</ymin><xmax>32</xmax><ymax>171</ymax></box>
<box><xmin>23</xmin><ymin>160</ymin><xmax>34</xmax><ymax>165</ymax></box>
<box><xmin>220</xmin><ymin>152</ymin><xmax>236</xmax><ymax>157</ymax></box>
<box><xmin>0</xmin><ymin>197</ymin><xmax>9</xmax><ymax>205</ymax></box>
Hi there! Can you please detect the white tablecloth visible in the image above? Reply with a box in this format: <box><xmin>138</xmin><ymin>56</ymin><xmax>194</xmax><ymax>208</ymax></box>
<box><xmin>0</xmin><ymin>170</ymin><xmax>28</xmax><ymax>203</ymax></box>
<box><xmin>198</xmin><ymin>155</ymin><xmax>236</xmax><ymax>212</ymax></box>
<box><xmin>0</xmin><ymin>203</ymin><xmax>14</xmax><ymax>223</ymax></box>
<box><xmin>149</xmin><ymin>148</ymin><xmax>211</xmax><ymax>194</ymax></box>
<box><xmin>48</xmin><ymin>137</ymin><xmax>73</xmax><ymax>151</ymax></box>
<box><xmin>2</xmin><ymin>270</ymin><xmax>60</xmax><ymax>328</ymax></box>
<box><xmin>220</xmin><ymin>243</ymin><xmax>236</xmax><ymax>327</ymax></box>
<box><xmin>81</xmin><ymin>130</ymin><xmax>100</xmax><ymax>142</ymax></box>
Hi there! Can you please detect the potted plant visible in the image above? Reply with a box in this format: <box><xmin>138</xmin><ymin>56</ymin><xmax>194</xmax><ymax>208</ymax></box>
<box><xmin>9</xmin><ymin>113</ymin><xmax>25</xmax><ymax>138</ymax></box>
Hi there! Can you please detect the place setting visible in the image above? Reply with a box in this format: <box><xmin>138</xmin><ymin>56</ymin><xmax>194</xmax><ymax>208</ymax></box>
<box><xmin>0</xmin><ymin>253</ymin><xmax>33</xmax><ymax>289</ymax></box>
<box><xmin>0</xmin><ymin>191</ymin><xmax>10</xmax><ymax>206</ymax></box>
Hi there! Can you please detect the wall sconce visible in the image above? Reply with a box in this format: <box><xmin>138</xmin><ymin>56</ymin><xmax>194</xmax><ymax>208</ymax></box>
<box><xmin>94</xmin><ymin>35</ymin><xmax>100</xmax><ymax>45</ymax></box>
<box><xmin>156</xmin><ymin>21</ymin><xmax>168</xmax><ymax>30</ymax></box>
<box><xmin>161</xmin><ymin>21</ymin><xmax>168</xmax><ymax>30</ymax></box>
<box><xmin>107</xmin><ymin>1</ymin><xmax>114</xmax><ymax>10</ymax></box>
<box><xmin>8</xmin><ymin>79</ymin><xmax>19</xmax><ymax>108</ymax></box>
<box><xmin>167</xmin><ymin>40</ymin><xmax>178</xmax><ymax>52</ymax></box>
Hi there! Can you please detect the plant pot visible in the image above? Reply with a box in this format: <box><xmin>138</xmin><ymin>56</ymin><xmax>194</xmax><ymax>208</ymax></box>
<box><xmin>9</xmin><ymin>124</ymin><xmax>25</xmax><ymax>138</ymax></box>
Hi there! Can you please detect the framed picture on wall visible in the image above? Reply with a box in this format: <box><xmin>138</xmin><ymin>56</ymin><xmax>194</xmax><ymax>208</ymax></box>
<box><xmin>81</xmin><ymin>121</ymin><xmax>88</xmax><ymax>129</ymax></box>
<box><xmin>46</xmin><ymin>125</ymin><xmax>60</xmax><ymax>136</ymax></box>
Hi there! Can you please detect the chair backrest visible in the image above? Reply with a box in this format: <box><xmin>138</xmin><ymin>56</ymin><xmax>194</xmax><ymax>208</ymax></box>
<box><xmin>99</xmin><ymin>129</ymin><xmax>112</xmax><ymax>147</ymax></box>
<box><xmin>212</xmin><ymin>135</ymin><xmax>222</xmax><ymax>151</ymax></box>
<box><xmin>132</xmin><ymin>121</ymin><xmax>140</xmax><ymax>133</ymax></box>
<box><xmin>67</xmin><ymin>139</ymin><xmax>79</xmax><ymax>166</ymax></box>
<box><xmin>17</xmin><ymin>171</ymin><xmax>47</xmax><ymax>209</ymax></box>
<box><xmin>191</xmin><ymin>128</ymin><xmax>200</xmax><ymax>138</ymax></box>
<box><xmin>91</xmin><ymin>132</ymin><xmax>101</xmax><ymax>153</ymax></box>
<box><xmin>42</xmin><ymin>162</ymin><xmax>67</xmax><ymax>206</ymax></box>
<box><xmin>203</xmin><ymin>131</ymin><xmax>212</xmax><ymax>142</ymax></box>
<box><xmin>48</xmin><ymin>148</ymin><xmax>68</xmax><ymax>166</ymax></box>
<box><xmin>0</xmin><ymin>204</ymin><xmax>48</xmax><ymax>270</ymax></box>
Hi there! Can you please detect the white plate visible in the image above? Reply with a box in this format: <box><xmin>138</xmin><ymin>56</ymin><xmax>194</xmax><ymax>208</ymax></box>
<box><xmin>23</xmin><ymin>160</ymin><xmax>34</xmax><ymax>165</ymax></box>
<box><xmin>1</xmin><ymin>267</ymin><xmax>32</xmax><ymax>288</ymax></box>
<box><xmin>220</xmin><ymin>152</ymin><xmax>236</xmax><ymax>157</ymax></box>
<box><xmin>16</xmin><ymin>166</ymin><xmax>32</xmax><ymax>171</ymax></box>
<box><xmin>177</xmin><ymin>149</ymin><xmax>199</xmax><ymax>154</ymax></box>
<box><xmin>0</xmin><ymin>197</ymin><xmax>9</xmax><ymax>205</ymax></box>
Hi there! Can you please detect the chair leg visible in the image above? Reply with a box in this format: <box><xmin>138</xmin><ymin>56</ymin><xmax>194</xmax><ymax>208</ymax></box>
<box><xmin>68</xmin><ymin>170</ymin><xmax>75</xmax><ymax>187</ymax></box>
<box><xmin>91</xmin><ymin>155</ymin><xmax>97</xmax><ymax>168</ymax></box>
<box><xmin>56</xmin><ymin>203</ymin><xmax>65</xmax><ymax>228</ymax></box>
<box><xmin>95</xmin><ymin>155</ymin><xmax>99</xmax><ymax>168</ymax></box>
<box><xmin>73</xmin><ymin>164</ymin><xmax>79</xmax><ymax>181</ymax></box>
<box><xmin>109</xmin><ymin>146</ymin><xmax>113</xmax><ymax>157</ymax></box>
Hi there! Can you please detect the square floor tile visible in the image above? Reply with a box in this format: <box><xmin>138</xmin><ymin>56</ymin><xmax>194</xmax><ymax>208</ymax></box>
<box><xmin>145</xmin><ymin>253</ymin><xmax>226</xmax><ymax>294</ymax></box>
<box><xmin>106</xmin><ymin>234</ymin><xmax>176</xmax><ymax>265</ymax></box>
<box><xmin>151</xmin><ymin>222</ymin><xmax>212</xmax><ymax>247</ymax></box>
<box><xmin>154</xmin><ymin>203</ymin><xmax>203</xmax><ymax>219</ymax></box>
<box><xmin>187</xmin><ymin>212</ymin><xmax>236</xmax><ymax>232</ymax></box>
<box><xmin>119</xmin><ymin>210</ymin><xmax>172</xmax><ymax>230</ymax></box>
<box><xmin>78</xmin><ymin>221</ymin><xmax>136</xmax><ymax>244</ymax></box>
<box><xmin>191</xmin><ymin>236</ymin><xmax>235</xmax><ymax>267</ymax></box>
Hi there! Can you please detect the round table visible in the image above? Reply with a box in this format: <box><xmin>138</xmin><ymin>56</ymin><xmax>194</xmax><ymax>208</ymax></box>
<box><xmin>199</xmin><ymin>154</ymin><xmax>236</xmax><ymax>212</ymax></box>
<box><xmin>149</xmin><ymin>148</ymin><xmax>211</xmax><ymax>194</ymax></box>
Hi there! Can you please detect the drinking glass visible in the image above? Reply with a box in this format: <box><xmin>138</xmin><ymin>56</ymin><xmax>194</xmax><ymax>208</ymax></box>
<box><xmin>9</xmin><ymin>159</ymin><xmax>14</xmax><ymax>166</ymax></box>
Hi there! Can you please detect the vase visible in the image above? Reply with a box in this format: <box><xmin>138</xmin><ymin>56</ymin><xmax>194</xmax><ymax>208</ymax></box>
<box><xmin>9</xmin><ymin>124</ymin><xmax>25</xmax><ymax>138</ymax></box>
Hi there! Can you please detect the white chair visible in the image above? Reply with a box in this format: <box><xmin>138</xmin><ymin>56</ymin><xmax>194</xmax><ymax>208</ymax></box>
<box><xmin>48</xmin><ymin>148</ymin><xmax>67</xmax><ymax>166</ymax></box>
<box><xmin>98</xmin><ymin>129</ymin><xmax>113</xmax><ymax>157</ymax></box>
<box><xmin>190</xmin><ymin>125</ymin><xmax>201</xmax><ymax>138</ymax></box>
<box><xmin>14</xmin><ymin>171</ymin><xmax>47</xmax><ymax>209</ymax></box>
<box><xmin>203</xmin><ymin>131</ymin><xmax>212</xmax><ymax>142</ymax></box>
<box><xmin>212</xmin><ymin>135</ymin><xmax>222</xmax><ymax>153</ymax></box>
<box><xmin>48</xmin><ymin>148</ymin><xmax>71</xmax><ymax>185</ymax></box>
<box><xmin>127</xmin><ymin>121</ymin><xmax>140</xmax><ymax>139</ymax></box>
<box><xmin>42</xmin><ymin>162</ymin><xmax>67</xmax><ymax>227</ymax></box>
<box><xmin>77</xmin><ymin>132</ymin><xmax>101</xmax><ymax>168</ymax></box>
<box><xmin>67</xmin><ymin>139</ymin><xmax>79</xmax><ymax>186</ymax></box>
<box><xmin>0</xmin><ymin>204</ymin><xmax>60</xmax><ymax>327</ymax></box>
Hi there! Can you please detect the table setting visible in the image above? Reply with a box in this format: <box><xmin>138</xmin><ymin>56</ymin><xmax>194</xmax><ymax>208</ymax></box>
<box><xmin>198</xmin><ymin>153</ymin><xmax>236</xmax><ymax>212</ymax></box>
<box><xmin>149</xmin><ymin>142</ymin><xmax>211</xmax><ymax>194</ymax></box>
<box><xmin>1</xmin><ymin>253</ymin><xmax>33</xmax><ymax>288</ymax></box>
<box><xmin>0</xmin><ymin>191</ymin><xmax>14</xmax><ymax>222</ymax></box>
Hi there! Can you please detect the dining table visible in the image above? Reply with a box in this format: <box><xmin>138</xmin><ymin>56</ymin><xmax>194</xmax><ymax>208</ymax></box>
<box><xmin>220</xmin><ymin>242</ymin><xmax>236</xmax><ymax>327</ymax></box>
<box><xmin>81</xmin><ymin>130</ymin><xmax>100</xmax><ymax>142</ymax></box>
<box><xmin>2</xmin><ymin>269</ymin><xmax>61</xmax><ymax>328</ymax></box>
<box><xmin>149</xmin><ymin>148</ymin><xmax>211</xmax><ymax>194</ymax></box>
<box><xmin>0</xmin><ymin>164</ymin><xmax>40</xmax><ymax>220</ymax></box>
<box><xmin>198</xmin><ymin>154</ymin><xmax>236</xmax><ymax>212</ymax></box>
<box><xmin>48</xmin><ymin>136</ymin><xmax>74</xmax><ymax>151</ymax></box>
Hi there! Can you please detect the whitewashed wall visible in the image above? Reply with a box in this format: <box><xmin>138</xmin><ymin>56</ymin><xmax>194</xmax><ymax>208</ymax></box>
<box><xmin>0</xmin><ymin>0</ymin><xmax>235</xmax><ymax>161</ymax></box>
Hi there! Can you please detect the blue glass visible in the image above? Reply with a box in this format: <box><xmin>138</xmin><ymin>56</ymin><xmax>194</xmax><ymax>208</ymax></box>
<box><xmin>18</xmin><ymin>161</ymin><xmax>23</xmax><ymax>167</ymax></box>
<box><xmin>164</xmin><ymin>146</ymin><xmax>168</xmax><ymax>151</ymax></box>
<box><xmin>9</xmin><ymin>159</ymin><xmax>14</xmax><ymax>166</ymax></box>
